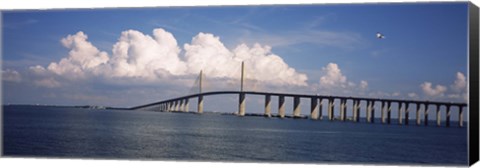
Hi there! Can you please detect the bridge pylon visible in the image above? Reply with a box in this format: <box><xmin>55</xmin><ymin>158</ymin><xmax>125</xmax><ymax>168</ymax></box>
<box><xmin>239</xmin><ymin>61</ymin><xmax>246</xmax><ymax>116</ymax></box>
<box><xmin>198</xmin><ymin>70</ymin><xmax>204</xmax><ymax>113</ymax></box>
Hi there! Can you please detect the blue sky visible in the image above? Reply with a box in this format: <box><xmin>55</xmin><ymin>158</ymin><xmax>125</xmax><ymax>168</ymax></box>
<box><xmin>2</xmin><ymin>2</ymin><xmax>469</xmax><ymax>119</ymax></box>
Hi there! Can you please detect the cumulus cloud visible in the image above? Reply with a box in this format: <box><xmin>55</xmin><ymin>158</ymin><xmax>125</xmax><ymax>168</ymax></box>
<box><xmin>420</xmin><ymin>82</ymin><xmax>447</xmax><ymax>97</ymax></box>
<box><xmin>313</xmin><ymin>63</ymin><xmax>369</xmax><ymax>96</ymax></box>
<box><xmin>451</xmin><ymin>72</ymin><xmax>466</xmax><ymax>92</ymax></box>
<box><xmin>319</xmin><ymin>63</ymin><xmax>347</xmax><ymax>87</ymax></box>
<box><xmin>184</xmin><ymin>33</ymin><xmax>307</xmax><ymax>86</ymax></box>
<box><xmin>417</xmin><ymin>72</ymin><xmax>467</xmax><ymax>102</ymax></box>
<box><xmin>108</xmin><ymin>29</ymin><xmax>187</xmax><ymax>79</ymax></box>
<box><xmin>2</xmin><ymin>69</ymin><xmax>22</xmax><ymax>82</ymax></box>
<box><xmin>47</xmin><ymin>31</ymin><xmax>109</xmax><ymax>80</ymax></box>
<box><xmin>318</xmin><ymin>63</ymin><xmax>367</xmax><ymax>91</ymax></box>
<box><xmin>30</xmin><ymin>28</ymin><xmax>307</xmax><ymax>87</ymax></box>
<box><xmin>447</xmin><ymin>72</ymin><xmax>467</xmax><ymax>101</ymax></box>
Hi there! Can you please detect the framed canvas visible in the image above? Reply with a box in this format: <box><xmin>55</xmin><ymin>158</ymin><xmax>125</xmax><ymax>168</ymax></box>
<box><xmin>1</xmin><ymin>0</ymin><xmax>479</xmax><ymax>167</ymax></box>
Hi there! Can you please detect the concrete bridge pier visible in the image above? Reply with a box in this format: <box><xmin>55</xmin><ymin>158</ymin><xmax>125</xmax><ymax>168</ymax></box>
<box><xmin>343</xmin><ymin>99</ymin><xmax>347</xmax><ymax>121</ymax></box>
<box><xmin>175</xmin><ymin>100</ymin><xmax>180</xmax><ymax>111</ymax></box>
<box><xmin>169</xmin><ymin>102</ymin><xmax>175</xmax><ymax>112</ymax></box>
<box><xmin>293</xmin><ymin>97</ymin><xmax>301</xmax><ymax>117</ymax></box>
<box><xmin>436</xmin><ymin>104</ymin><xmax>441</xmax><ymax>126</ymax></box>
<box><xmin>178</xmin><ymin>100</ymin><xmax>182</xmax><ymax>111</ymax></box>
<box><xmin>339</xmin><ymin>99</ymin><xmax>346</xmax><ymax>121</ymax></box>
<box><xmin>264</xmin><ymin>94</ymin><xmax>271</xmax><ymax>117</ymax></box>
<box><xmin>178</xmin><ymin>100</ymin><xmax>183</xmax><ymax>112</ymax></box>
<box><xmin>310</xmin><ymin>97</ymin><xmax>319</xmax><ymax>120</ymax></box>
<box><xmin>424</xmin><ymin>104</ymin><xmax>429</xmax><ymax>126</ymax></box>
<box><xmin>398</xmin><ymin>102</ymin><xmax>403</xmax><ymax>125</ymax></box>
<box><xmin>180</xmin><ymin>99</ymin><xmax>185</xmax><ymax>112</ymax></box>
<box><xmin>405</xmin><ymin>103</ymin><xmax>410</xmax><ymax>125</ymax></box>
<box><xmin>446</xmin><ymin>105</ymin><xmax>451</xmax><ymax>127</ymax></box>
<box><xmin>184</xmin><ymin>99</ymin><xmax>189</xmax><ymax>112</ymax></box>
<box><xmin>366</xmin><ymin>101</ymin><xmax>372</xmax><ymax>123</ymax></box>
<box><xmin>416</xmin><ymin>103</ymin><xmax>421</xmax><ymax>125</ymax></box>
<box><xmin>356</xmin><ymin>100</ymin><xmax>361</xmax><ymax>122</ymax></box>
<box><xmin>172</xmin><ymin>101</ymin><xmax>176</xmax><ymax>111</ymax></box>
<box><xmin>318</xmin><ymin>98</ymin><xmax>323</xmax><ymax>120</ymax></box>
<box><xmin>198</xmin><ymin>95</ymin><xmax>204</xmax><ymax>113</ymax></box>
<box><xmin>371</xmin><ymin>101</ymin><xmax>375</xmax><ymax>123</ymax></box>
<box><xmin>279</xmin><ymin>95</ymin><xmax>285</xmax><ymax>118</ymax></box>
<box><xmin>328</xmin><ymin>98</ymin><xmax>334</xmax><ymax>120</ymax></box>
<box><xmin>239</xmin><ymin>93</ymin><xmax>246</xmax><ymax>116</ymax></box>
<box><xmin>381</xmin><ymin>101</ymin><xmax>386</xmax><ymax>124</ymax></box>
<box><xmin>352</xmin><ymin>100</ymin><xmax>358</xmax><ymax>122</ymax></box>
<box><xmin>387</xmin><ymin>101</ymin><xmax>392</xmax><ymax>124</ymax></box>
<box><xmin>459</xmin><ymin>106</ymin><xmax>464</xmax><ymax>127</ymax></box>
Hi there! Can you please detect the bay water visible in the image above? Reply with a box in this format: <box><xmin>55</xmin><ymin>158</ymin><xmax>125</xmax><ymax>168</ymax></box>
<box><xmin>3</xmin><ymin>105</ymin><xmax>468</xmax><ymax>165</ymax></box>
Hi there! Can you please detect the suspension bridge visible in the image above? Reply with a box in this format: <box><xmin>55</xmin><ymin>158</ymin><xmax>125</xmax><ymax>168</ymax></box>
<box><xmin>130</xmin><ymin>62</ymin><xmax>468</xmax><ymax>127</ymax></box>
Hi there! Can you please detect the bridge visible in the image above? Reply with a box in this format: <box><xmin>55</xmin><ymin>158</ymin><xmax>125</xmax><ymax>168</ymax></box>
<box><xmin>130</xmin><ymin>62</ymin><xmax>468</xmax><ymax>127</ymax></box>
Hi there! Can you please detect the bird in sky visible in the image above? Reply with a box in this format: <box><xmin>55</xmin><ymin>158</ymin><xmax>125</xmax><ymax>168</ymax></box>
<box><xmin>376</xmin><ymin>32</ymin><xmax>385</xmax><ymax>39</ymax></box>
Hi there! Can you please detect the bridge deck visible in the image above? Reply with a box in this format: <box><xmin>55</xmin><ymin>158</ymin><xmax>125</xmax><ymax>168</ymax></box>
<box><xmin>130</xmin><ymin>91</ymin><xmax>467</xmax><ymax>110</ymax></box>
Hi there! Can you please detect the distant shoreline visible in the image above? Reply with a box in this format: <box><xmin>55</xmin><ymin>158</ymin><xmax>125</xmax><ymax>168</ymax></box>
<box><xmin>2</xmin><ymin>104</ymin><xmax>129</xmax><ymax>110</ymax></box>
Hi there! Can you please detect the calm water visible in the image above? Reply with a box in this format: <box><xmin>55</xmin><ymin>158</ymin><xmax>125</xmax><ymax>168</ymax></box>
<box><xmin>3</xmin><ymin>105</ymin><xmax>468</xmax><ymax>165</ymax></box>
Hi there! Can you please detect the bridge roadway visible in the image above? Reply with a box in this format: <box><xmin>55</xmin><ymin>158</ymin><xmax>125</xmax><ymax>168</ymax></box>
<box><xmin>130</xmin><ymin>91</ymin><xmax>468</xmax><ymax>127</ymax></box>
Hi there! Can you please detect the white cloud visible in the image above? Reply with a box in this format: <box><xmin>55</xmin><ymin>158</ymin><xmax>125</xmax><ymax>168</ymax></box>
<box><xmin>31</xmin><ymin>28</ymin><xmax>308</xmax><ymax>87</ymax></box>
<box><xmin>2</xmin><ymin>69</ymin><xmax>22</xmax><ymax>82</ymax></box>
<box><xmin>47</xmin><ymin>31</ymin><xmax>109</xmax><ymax>80</ymax></box>
<box><xmin>184</xmin><ymin>32</ymin><xmax>235</xmax><ymax>78</ymax></box>
<box><xmin>319</xmin><ymin>63</ymin><xmax>347</xmax><ymax>87</ymax></box>
<box><xmin>408</xmin><ymin>92</ymin><xmax>418</xmax><ymax>98</ymax></box>
<box><xmin>451</xmin><ymin>72</ymin><xmax>466</xmax><ymax>92</ymax></box>
<box><xmin>29</xmin><ymin>65</ymin><xmax>48</xmax><ymax>75</ymax></box>
<box><xmin>448</xmin><ymin>72</ymin><xmax>467</xmax><ymax>102</ymax></box>
<box><xmin>233</xmin><ymin>43</ymin><xmax>308</xmax><ymax>86</ymax></box>
<box><xmin>184</xmin><ymin>33</ymin><xmax>308</xmax><ymax>86</ymax></box>
<box><xmin>314</xmin><ymin>63</ymin><xmax>369</xmax><ymax>96</ymax></box>
<box><xmin>415</xmin><ymin>72</ymin><xmax>467</xmax><ymax>102</ymax></box>
<box><xmin>420</xmin><ymin>82</ymin><xmax>447</xmax><ymax>97</ymax></box>
<box><xmin>318</xmin><ymin>63</ymin><xmax>368</xmax><ymax>90</ymax></box>
<box><xmin>360</xmin><ymin>80</ymin><xmax>368</xmax><ymax>90</ymax></box>
<box><xmin>108</xmin><ymin>29</ymin><xmax>187</xmax><ymax>79</ymax></box>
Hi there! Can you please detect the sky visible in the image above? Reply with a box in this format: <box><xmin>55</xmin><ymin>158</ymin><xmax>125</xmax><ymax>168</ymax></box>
<box><xmin>1</xmin><ymin>2</ymin><xmax>470</xmax><ymax>119</ymax></box>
